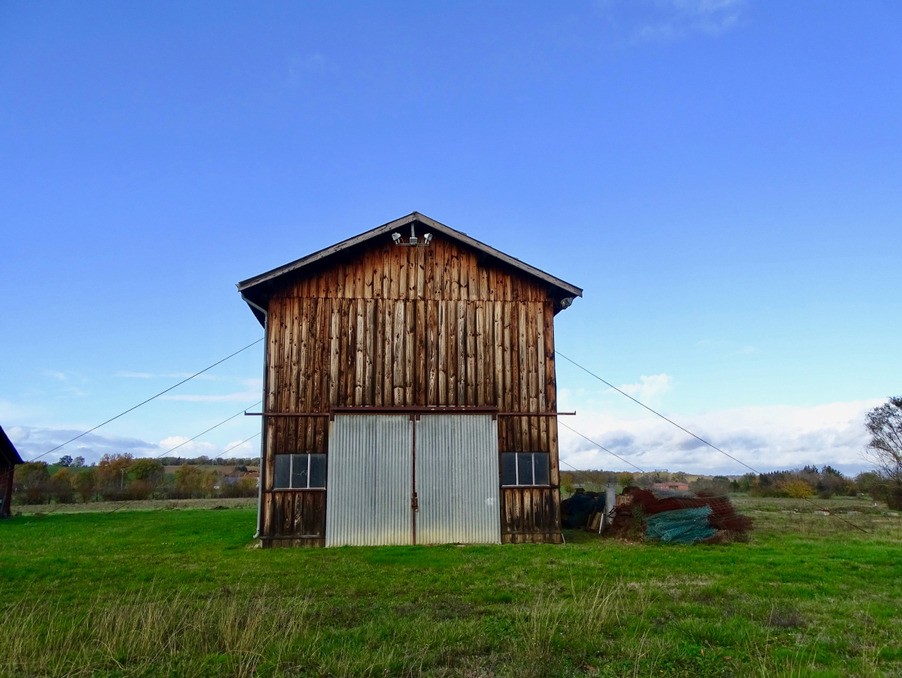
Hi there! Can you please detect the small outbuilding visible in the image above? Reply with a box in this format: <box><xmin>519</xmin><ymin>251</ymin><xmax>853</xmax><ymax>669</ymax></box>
<box><xmin>0</xmin><ymin>425</ymin><xmax>24</xmax><ymax>518</ymax></box>
<box><xmin>238</xmin><ymin>213</ymin><xmax>581</xmax><ymax>547</ymax></box>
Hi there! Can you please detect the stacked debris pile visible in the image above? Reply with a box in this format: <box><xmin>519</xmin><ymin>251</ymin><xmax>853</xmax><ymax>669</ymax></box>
<box><xmin>561</xmin><ymin>488</ymin><xmax>606</xmax><ymax>529</ymax></box>
<box><xmin>607</xmin><ymin>486</ymin><xmax>753</xmax><ymax>544</ymax></box>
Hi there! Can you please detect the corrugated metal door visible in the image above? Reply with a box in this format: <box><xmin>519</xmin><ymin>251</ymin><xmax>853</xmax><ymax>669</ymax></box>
<box><xmin>325</xmin><ymin>414</ymin><xmax>413</xmax><ymax>546</ymax></box>
<box><xmin>416</xmin><ymin>414</ymin><xmax>501</xmax><ymax>544</ymax></box>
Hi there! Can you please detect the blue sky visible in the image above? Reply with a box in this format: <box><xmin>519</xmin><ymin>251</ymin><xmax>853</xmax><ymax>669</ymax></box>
<box><xmin>2</xmin><ymin>1</ymin><xmax>900</xmax><ymax>475</ymax></box>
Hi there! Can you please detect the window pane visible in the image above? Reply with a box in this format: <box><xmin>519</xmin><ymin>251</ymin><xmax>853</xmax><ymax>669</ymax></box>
<box><xmin>501</xmin><ymin>453</ymin><xmax>517</xmax><ymax>486</ymax></box>
<box><xmin>517</xmin><ymin>453</ymin><xmax>534</xmax><ymax>485</ymax></box>
<box><xmin>292</xmin><ymin>454</ymin><xmax>309</xmax><ymax>489</ymax></box>
<box><xmin>533</xmin><ymin>453</ymin><xmax>550</xmax><ymax>486</ymax></box>
<box><xmin>274</xmin><ymin>455</ymin><xmax>291</xmax><ymax>489</ymax></box>
<box><xmin>309</xmin><ymin>454</ymin><xmax>327</xmax><ymax>488</ymax></box>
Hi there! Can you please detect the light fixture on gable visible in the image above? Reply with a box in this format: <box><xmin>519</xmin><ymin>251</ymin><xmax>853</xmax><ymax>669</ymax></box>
<box><xmin>391</xmin><ymin>223</ymin><xmax>433</xmax><ymax>247</ymax></box>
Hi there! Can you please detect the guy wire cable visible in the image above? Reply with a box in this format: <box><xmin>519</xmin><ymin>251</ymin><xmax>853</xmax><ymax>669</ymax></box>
<box><xmin>27</xmin><ymin>336</ymin><xmax>264</xmax><ymax>462</ymax></box>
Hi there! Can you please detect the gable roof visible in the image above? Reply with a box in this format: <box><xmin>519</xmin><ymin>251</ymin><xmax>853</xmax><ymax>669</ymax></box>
<box><xmin>237</xmin><ymin>212</ymin><xmax>583</xmax><ymax>325</ymax></box>
<box><xmin>0</xmin><ymin>425</ymin><xmax>24</xmax><ymax>467</ymax></box>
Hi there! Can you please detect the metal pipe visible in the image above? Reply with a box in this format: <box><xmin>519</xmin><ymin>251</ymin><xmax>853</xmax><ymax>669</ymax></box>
<box><xmin>241</xmin><ymin>293</ymin><xmax>268</xmax><ymax>541</ymax></box>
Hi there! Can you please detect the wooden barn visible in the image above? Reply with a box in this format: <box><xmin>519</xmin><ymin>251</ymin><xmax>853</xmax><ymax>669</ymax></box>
<box><xmin>0</xmin><ymin>425</ymin><xmax>24</xmax><ymax>518</ymax></box>
<box><xmin>237</xmin><ymin>213</ymin><xmax>582</xmax><ymax>547</ymax></box>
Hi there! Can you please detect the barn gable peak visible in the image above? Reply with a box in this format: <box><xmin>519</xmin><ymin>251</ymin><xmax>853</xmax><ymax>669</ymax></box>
<box><xmin>237</xmin><ymin>212</ymin><xmax>582</xmax><ymax>325</ymax></box>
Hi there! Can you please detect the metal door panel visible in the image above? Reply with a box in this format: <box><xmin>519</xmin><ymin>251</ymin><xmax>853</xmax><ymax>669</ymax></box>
<box><xmin>415</xmin><ymin>414</ymin><xmax>501</xmax><ymax>544</ymax></box>
<box><xmin>325</xmin><ymin>414</ymin><xmax>412</xmax><ymax>546</ymax></box>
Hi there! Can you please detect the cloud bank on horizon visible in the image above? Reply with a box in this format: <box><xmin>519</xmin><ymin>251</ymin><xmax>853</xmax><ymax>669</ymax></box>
<box><xmin>7</xmin><ymin>388</ymin><xmax>881</xmax><ymax>478</ymax></box>
<box><xmin>559</xmin><ymin>381</ymin><xmax>880</xmax><ymax>476</ymax></box>
<box><xmin>6</xmin><ymin>424</ymin><xmax>259</xmax><ymax>465</ymax></box>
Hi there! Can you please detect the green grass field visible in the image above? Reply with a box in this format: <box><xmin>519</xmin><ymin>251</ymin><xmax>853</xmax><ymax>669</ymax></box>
<box><xmin>1</xmin><ymin>496</ymin><xmax>899</xmax><ymax>677</ymax></box>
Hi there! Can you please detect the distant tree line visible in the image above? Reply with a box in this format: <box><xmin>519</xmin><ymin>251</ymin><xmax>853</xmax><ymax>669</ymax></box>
<box><xmin>561</xmin><ymin>465</ymin><xmax>885</xmax><ymax>502</ymax></box>
<box><xmin>13</xmin><ymin>453</ymin><xmax>259</xmax><ymax>505</ymax></box>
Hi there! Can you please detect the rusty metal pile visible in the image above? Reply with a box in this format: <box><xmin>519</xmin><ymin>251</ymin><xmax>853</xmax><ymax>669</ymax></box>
<box><xmin>605</xmin><ymin>487</ymin><xmax>753</xmax><ymax>544</ymax></box>
<box><xmin>562</xmin><ymin>486</ymin><xmax>753</xmax><ymax>544</ymax></box>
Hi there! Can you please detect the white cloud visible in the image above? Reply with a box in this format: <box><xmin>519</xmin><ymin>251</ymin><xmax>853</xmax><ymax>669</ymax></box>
<box><xmin>156</xmin><ymin>436</ymin><xmax>218</xmax><ymax>458</ymax></box>
<box><xmin>619</xmin><ymin>373</ymin><xmax>672</xmax><ymax>401</ymax></box>
<box><xmin>221</xmin><ymin>437</ymin><xmax>259</xmax><ymax>458</ymax></box>
<box><xmin>597</xmin><ymin>0</ymin><xmax>746</xmax><ymax>43</ymax></box>
<box><xmin>559</xmin><ymin>398</ymin><xmax>882</xmax><ymax>476</ymax></box>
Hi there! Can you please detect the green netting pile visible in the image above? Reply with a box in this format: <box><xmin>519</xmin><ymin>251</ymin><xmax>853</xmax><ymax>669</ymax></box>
<box><xmin>645</xmin><ymin>506</ymin><xmax>717</xmax><ymax>544</ymax></box>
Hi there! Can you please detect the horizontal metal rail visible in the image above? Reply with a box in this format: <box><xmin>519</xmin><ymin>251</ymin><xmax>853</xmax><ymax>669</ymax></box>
<box><xmin>246</xmin><ymin>408</ymin><xmax>575</xmax><ymax>419</ymax></box>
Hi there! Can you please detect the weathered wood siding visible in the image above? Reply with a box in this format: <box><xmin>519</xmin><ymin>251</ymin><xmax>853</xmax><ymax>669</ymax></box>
<box><xmin>261</xmin><ymin>235</ymin><xmax>562</xmax><ymax>544</ymax></box>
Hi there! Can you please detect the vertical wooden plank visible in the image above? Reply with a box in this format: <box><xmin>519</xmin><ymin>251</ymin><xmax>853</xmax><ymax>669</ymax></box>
<box><xmin>456</xmin><ymin>299</ymin><xmax>467</xmax><ymax>405</ymax></box>
<box><xmin>416</xmin><ymin>245</ymin><xmax>426</xmax><ymax>299</ymax></box>
<box><xmin>338</xmin><ymin>299</ymin><xmax>350</xmax><ymax>406</ymax></box>
<box><xmin>525</xmin><ymin>304</ymin><xmax>539</xmax><ymax>449</ymax></box>
<box><xmin>274</xmin><ymin>298</ymin><xmax>288</xmax><ymax>454</ymax></box>
<box><xmin>392</xmin><ymin>301</ymin><xmax>405</xmax><ymax>405</ymax></box>
<box><xmin>383</xmin><ymin>299</ymin><xmax>394</xmax><ymax>406</ymax></box>
<box><xmin>287</xmin><ymin>297</ymin><xmax>300</xmax><ymax>451</ymax></box>
<box><xmin>398</xmin><ymin>247</ymin><xmax>408</xmax><ymax>300</ymax></box>
<box><xmin>404</xmin><ymin>300</ymin><xmax>415</xmax><ymax>406</ymax></box>
<box><xmin>536</xmin><ymin>303</ymin><xmax>547</xmax><ymax>412</ymax></box>
<box><xmin>432</xmin><ymin>239</ymin><xmax>443</xmax><ymax>302</ymax></box>
<box><xmin>373</xmin><ymin>299</ymin><xmax>384</xmax><ymax>407</ymax></box>
<box><xmin>544</xmin><ymin>301</ymin><xmax>557</xmax><ymax>412</ymax></box>
<box><xmin>493</xmin><ymin>301</ymin><xmax>504</xmax><ymax>409</ymax></box>
<box><xmin>501</xmin><ymin>300</ymin><xmax>514</xmax><ymax>452</ymax></box>
<box><xmin>447</xmin><ymin>299</ymin><xmax>458</xmax><ymax>405</ymax></box>
<box><xmin>317</xmin><ymin>296</ymin><xmax>331</xmax><ymax>452</ymax></box>
<box><xmin>509</xmin><ymin>302</ymin><xmax>521</xmax><ymax>450</ymax></box>
<box><xmin>331</xmin><ymin>299</ymin><xmax>342</xmax><ymax>406</ymax></box>
<box><xmin>502</xmin><ymin>301</ymin><xmax>513</xmax><ymax>412</ymax></box>
<box><xmin>304</xmin><ymin>299</ymin><xmax>317</xmax><ymax>451</ymax></box>
<box><xmin>426</xmin><ymin>301</ymin><xmax>437</xmax><ymax>405</ymax></box>
<box><xmin>475</xmin><ymin>300</ymin><xmax>485</xmax><ymax>406</ymax></box>
<box><xmin>354</xmin><ymin>299</ymin><xmax>365</xmax><ymax>405</ymax></box>
<box><xmin>365</xmin><ymin>299</ymin><xmax>375</xmax><ymax>405</ymax></box>
<box><xmin>464</xmin><ymin>300</ymin><xmax>474</xmax><ymax>405</ymax></box>
<box><xmin>415</xmin><ymin>298</ymin><xmax>427</xmax><ymax>405</ymax></box>
<box><xmin>364</xmin><ymin>251</ymin><xmax>374</xmax><ymax>300</ymax></box>
<box><xmin>437</xmin><ymin>301</ymin><xmax>447</xmax><ymax>405</ymax></box>
<box><xmin>441</xmin><ymin>243</ymin><xmax>457</xmax><ymax>301</ymax></box>
<box><xmin>448</xmin><ymin>245</ymin><xmax>459</xmax><ymax>302</ymax></box>
<box><xmin>458</xmin><ymin>251</ymin><xmax>469</xmax><ymax>302</ymax></box>
<box><xmin>518</xmin><ymin>303</ymin><xmax>529</xmax><ymax>448</ymax></box>
<box><xmin>407</xmin><ymin>247</ymin><xmax>417</xmax><ymax>300</ymax></box>
<box><xmin>380</xmin><ymin>246</ymin><xmax>390</xmax><ymax>300</ymax></box>
<box><xmin>389</xmin><ymin>247</ymin><xmax>400</xmax><ymax>300</ymax></box>
<box><xmin>355</xmin><ymin>257</ymin><xmax>365</xmax><ymax>300</ymax></box>
<box><xmin>344</xmin><ymin>260</ymin><xmax>354</xmax><ymax>300</ymax></box>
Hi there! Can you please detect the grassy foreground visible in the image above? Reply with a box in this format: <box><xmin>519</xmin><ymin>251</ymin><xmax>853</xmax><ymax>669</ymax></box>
<box><xmin>1</xmin><ymin>497</ymin><xmax>900</xmax><ymax>677</ymax></box>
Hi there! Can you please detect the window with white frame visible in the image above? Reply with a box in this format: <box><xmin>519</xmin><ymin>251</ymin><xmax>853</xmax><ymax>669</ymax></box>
<box><xmin>274</xmin><ymin>453</ymin><xmax>327</xmax><ymax>489</ymax></box>
<box><xmin>500</xmin><ymin>452</ymin><xmax>550</xmax><ymax>487</ymax></box>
